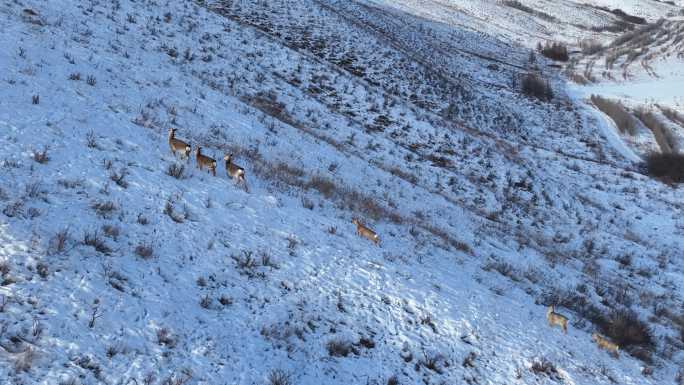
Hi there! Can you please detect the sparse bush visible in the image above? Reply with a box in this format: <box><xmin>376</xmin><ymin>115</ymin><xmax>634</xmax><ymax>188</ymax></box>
<box><xmin>91</xmin><ymin>200</ymin><xmax>117</xmax><ymax>218</ymax></box>
<box><xmin>109</xmin><ymin>168</ymin><xmax>129</xmax><ymax>188</ymax></box>
<box><xmin>83</xmin><ymin>230</ymin><xmax>111</xmax><ymax>254</ymax></box>
<box><xmin>591</xmin><ymin>95</ymin><xmax>639</xmax><ymax>135</ymax></box>
<box><xmin>86</xmin><ymin>75</ymin><xmax>96</xmax><ymax>86</ymax></box>
<box><xmin>32</xmin><ymin>95</ymin><xmax>39</xmax><ymax>105</ymax></box>
<box><xmin>659</xmin><ymin>105</ymin><xmax>684</xmax><ymax>126</ymax></box>
<box><xmin>635</xmin><ymin>109</ymin><xmax>678</xmax><ymax>153</ymax></box>
<box><xmin>24</xmin><ymin>180</ymin><xmax>45</xmax><ymax>199</ymax></box>
<box><xmin>164</xmin><ymin>200</ymin><xmax>185</xmax><ymax>223</ymax></box>
<box><xmin>134</xmin><ymin>243</ymin><xmax>154</xmax><ymax>259</ymax></box>
<box><xmin>644</xmin><ymin>153</ymin><xmax>684</xmax><ymax>183</ymax></box>
<box><xmin>69</xmin><ymin>72</ymin><xmax>81</xmax><ymax>80</ymax></box>
<box><xmin>3</xmin><ymin>200</ymin><xmax>24</xmax><ymax>218</ymax></box>
<box><xmin>326</xmin><ymin>339</ymin><xmax>353</xmax><ymax>357</ymax></box>
<box><xmin>268</xmin><ymin>369</ymin><xmax>292</xmax><ymax>385</ymax></box>
<box><xmin>419</xmin><ymin>354</ymin><xmax>444</xmax><ymax>374</ymax></box>
<box><xmin>387</xmin><ymin>376</ymin><xmax>399</xmax><ymax>385</ymax></box>
<box><xmin>580</xmin><ymin>39</ymin><xmax>603</xmax><ymax>55</ymax></box>
<box><xmin>199</xmin><ymin>294</ymin><xmax>212</xmax><ymax>309</ymax></box>
<box><xmin>166</xmin><ymin>163</ymin><xmax>186</xmax><ymax>179</ymax></box>
<box><xmin>521</xmin><ymin>73</ymin><xmax>553</xmax><ymax>101</ymax></box>
<box><xmin>86</xmin><ymin>130</ymin><xmax>98</xmax><ymax>148</ymax></box>
<box><xmin>14</xmin><ymin>347</ymin><xmax>35</xmax><ymax>372</ymax></box>
<box><xmin>157</xmin><ymin>328</ymin><xmax>176</xmax><ymax>348</ymax></box>
<box><xmin>137</xmin><ymin>213</ymin><xmax>149</xmax><ymax>225</ymax></box>
<box><xmin>538</xmin><ymin>41</ymin><xmax>569</xmax><ymax>61</ymax></box>
<box><xmin>102</xmin><ymin>224</ymin><xmax>120</xmax><ymax>240</ymax></box>
<box><xmin>500</xmin><ymin>0</ymin><xmax>556</xmax><ymax>21</ymax></box>
<box><xmin>219</xmin><ymin>295</ymin><xmax>233</xmax><ymax>306</ymax></box>
<box><xmin>599</xmin><ymin>309</ymin><xmax>654</xmax><ymax>353</ymax></box>
<box><xmin>530</xmin><ymin>357</ymin><xmax>559</xmax><ymax>379</ymax></box>
<box><xmin>49</xmin><ymin>227</ymin><xmax>70</xmax><ymax>254</ymax></box>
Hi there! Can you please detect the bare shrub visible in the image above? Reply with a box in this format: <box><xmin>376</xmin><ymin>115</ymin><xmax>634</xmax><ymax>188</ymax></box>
<box><xmin>500</xmin><ymin>0</ymin><xmax>556</xmax><ymax>21</ymax></box>
<box><xmin>659</xmin><ymin>105</ymin><xmax>684</xmax><ymax>126</ymax></box>
<box><xmin>242</xmin><ymin>92</ymin><xmax>295</xmax><ymax>125</ymax></box>
<box><xmin>3</xmin><ymin>200</ymin><xmax>24</xmax><ymax>218</ymax></box>
<box><xmin>49</xmin><ymin>227</ymin><xmax>70</xmax><ymax>254</ymax></box>
<box><xmin>591</xmin><ymin>95</ymin><xmax>638</xmax><ymax>135</ymax></box>
<box><xmin>109</xmin><ymin>168</ymin><xmax>129</xmax><ymax>188</ymax></box>
<box><xmin>306</xmin><ymin>175</ymin><xmax>336</xmax><ymax>198</ymax></box>
<box><xmin>538</xmin><ymin>41</ymin><xmax>569</xmax><ymax>61</ymax></box>
<box><xmin>86</xmin><ymin>130</ymin><xmax>98</xmax><ymax>148</ymax></box>
<box><xmin>521</xmin><ymin>73</ymin><xmax>553</xmax><ymax>101</ymax></box>
<box><xmin>644</xmin><ymin>153</ymin><xmax>684</xmax><ymax>183</ymax></box>
<box><xmin>32</xmin><ymin>95</ymin><xmax>39</xmax><ymax>105</ymax></box>
<box><xmin>157</xmin><ymin>328</ymin><xmax>176</xmax><ymax>348</ymax></box>
<box><xmin>580</xmin><ymin>39</ymin><xmax>603</xmax><ymax>55</ymax></box>
<box><xmin>137</xmin><ymin>213</ymin><xmax>149</xmax><ymax>225</ymax></box>
<box><xmin>86</xmin><ymin>75</ymin><xmax>96</xmax><ymax>86</ymax></box>
<box><xmin>326</xmin><ymin>339</ymin><xmax>353</xmax><ymax>357</ymax></box>
<box><xmin>199</xmin><ymin>294</ymin><xmax>212</xmax><ymax>309</ymax></box>
<box><xmin>268</xmin><ymin>369</ymin><xmax>292</xmax><ymax>385</ymax></box>
<box><xmin>31</xmin><ymin>146</ymin><xmax>49</xmax><ymax>164</ymax></box>
<box><xmin>166</xmin><ymin>163</ymin><xmax>186</xmax><ymax>179</ymax></box>
<box><xmin>83</xmin><ymin>230</ymin><xmax>111</xmax><ymax>254</ymax></box>
<box><xmin>91</xmin><ymin>200</ymin><xmax>117</xmax><ymax>218</ymax></box>
<box><xmin>135</xmin><ymin>243</ymin><xmax>154</xmax><ymax>259</ymax></box>
<box><xmin>69</xmin><ymin>72</ymin><xmax>81</xmax><ymax>80</ymax></box>
<box><xmin>24</xmin><ymin>180</ymin><xmax>45</xmax><ymax>199</ymax></box>
<box><xmin>419</xmin><ymin>354</ymin><xmax>445</xmax><ymax>374</ymax></box>
<box><xmin>218</xmin><ymin>295</ymin><xmax>233</xmax><ymax>306</ymax></box>
<box><xmin>164</xmin><ymin>201</ymin><xmax>182</xmax><ymax>223</ymax></box>
<box><xmin>14</xmin><ymin>347</ymin><xmax>35</xmax><ymax>372</ymax></box>
<box><xmin>530</xmin><ymin>357</ymin><xmax>559</xmax><ymax>379</ymax></box>
<box><xmin>102</xmin><ymin>224</ymin><xmax>120</xmax><ymax>240</ymax></box>
<box><xmin>600</xmin><ymin>309</ymin><xmax>654</xmax><ymax>353</ymax></box>
<box><xmin>635</xmin><ymin>109</ymin><xmax>678</xmax><ymax>153</ymax></box>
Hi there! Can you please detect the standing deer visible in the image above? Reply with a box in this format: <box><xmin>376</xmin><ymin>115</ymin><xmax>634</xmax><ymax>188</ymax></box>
<box><xmin>167</xmin><ymin>128</ymin><xmax>191</xmax><ymax>161</ymax></box>
<box><xmin>592</xmin><ymin>333</ymin><xmax>619</xmax><ymax>357</ymax></box>
<box><xmin>224</xmin><ymin>154</ymin><xmax>247</xmax><ymax>189</ymax></box>
<box><xmin>546</xmin><ymin>306</ymin><xmax>568</xmax><ymax>334</ymax></box>
<box><xmin>195</xmin><ymin>146</ymin><xmax>216</xmax><ymax>176</ymax></box>
<box><xmin>352</xmin><ymin>218</ymin><xmax>380</xmax><ymax>246</ymax></box>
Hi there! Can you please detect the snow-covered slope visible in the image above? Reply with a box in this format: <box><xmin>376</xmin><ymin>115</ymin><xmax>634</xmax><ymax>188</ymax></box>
<box><xmin>1</xmin><ymin>0</ymin><xmax>683</xmax><ymax>385</ymax></box>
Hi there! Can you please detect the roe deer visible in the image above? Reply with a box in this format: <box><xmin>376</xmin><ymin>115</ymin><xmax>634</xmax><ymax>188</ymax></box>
<box><xmin>592</xmin><ymin>333</ymin><xmax>619</xmax><ymax>357</ymax></box>
<box><xmin>224</xmin><ymin>154</ymin><xmax>246</xmax><ymax>187</ymax></box>
<box><xmin>168</xmin><ymin>128</ymin><xmax>191</xmax><ymax>161</ymax></box>
<box><xmin>352</xmin><ymin>218</ymin><xmax>380</xmax><ymax>245</ymax></box>
<box><xmin>195</xmin><ymin>147</ymin><xmax>216</xmax><ymax>176</ymax></box>
<box><xmin>546</xmin><ymin>306</ymin><xmax>568</xmax><ymax>334</ymax></box>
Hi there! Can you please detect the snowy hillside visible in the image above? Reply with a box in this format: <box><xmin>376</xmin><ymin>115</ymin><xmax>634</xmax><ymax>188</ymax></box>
<box><xmin>1</xmin><ymin>0</ymin><xmax>683</xmax><ymax>385</ymax></box>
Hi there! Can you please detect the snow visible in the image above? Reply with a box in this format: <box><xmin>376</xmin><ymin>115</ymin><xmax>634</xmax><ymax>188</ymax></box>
<box><xmin>1</xmin><ymin>0</ymin><xmax>683</xmax><ymax>384</ymax></box>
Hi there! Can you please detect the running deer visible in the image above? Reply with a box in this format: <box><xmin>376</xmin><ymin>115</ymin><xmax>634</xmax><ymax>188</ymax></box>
<box><xmin>167</xmin><ymin>128</ymin><xmax>191</xmax><ymax>161</ymax></box>
<box><xmin>592</xmin><ymin>333</ymin><xmax>619</xmax><ymax>357</ymax></box>
<box><xmin>352</xmin><ymin>218</ymin><xmax>380</xmax><ymax>245</ymax></box>
<box><xmin>195</xmin><ymin>147</ymin><xmax>216</xmax><ymax>176</ymax></box>
<box><xmin>546</xmin><ymin>306</ymin><xmax>568</xmax><ymax>334</ymax></box>
<box><xmin>224</xmin><ymin>154</ymin><xmax>247</xmax><ymax>187</ymax></box>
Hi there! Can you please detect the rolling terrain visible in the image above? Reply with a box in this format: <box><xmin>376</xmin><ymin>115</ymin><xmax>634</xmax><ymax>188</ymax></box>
<box><xmin>0</xmin><ymin>0</ymin><xmax>683</xmax><ymax>384</ymax></box>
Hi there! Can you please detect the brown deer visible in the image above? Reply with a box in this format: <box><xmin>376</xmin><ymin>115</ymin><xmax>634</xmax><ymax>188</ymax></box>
<box><xmin>224</xmin><ymin>154</ymin><xmax>247</xmax><ymax>188</ymax></box>
<box><xmin>195</xmin><ymin>147</ymin><xmax>216</xmax><ymax>176</ymax></box>
<box><xmin>167</xmin><ymin>128</ymin><xmax>191</xmax><ymax>161</ymax></box>
<box><xmin>546</xmin><ymin>306</ymin><xmax>568</xmax><ymax>334</ymax></box>
<box><xmin>592</xmin><ymin>333</ymin><xmax>619</xmax><ymax>357</ymax></box>
<box><xmin>352</xmin><ymin>218</ymin><xmax>380</xmax><ymax>246</ymax></box>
